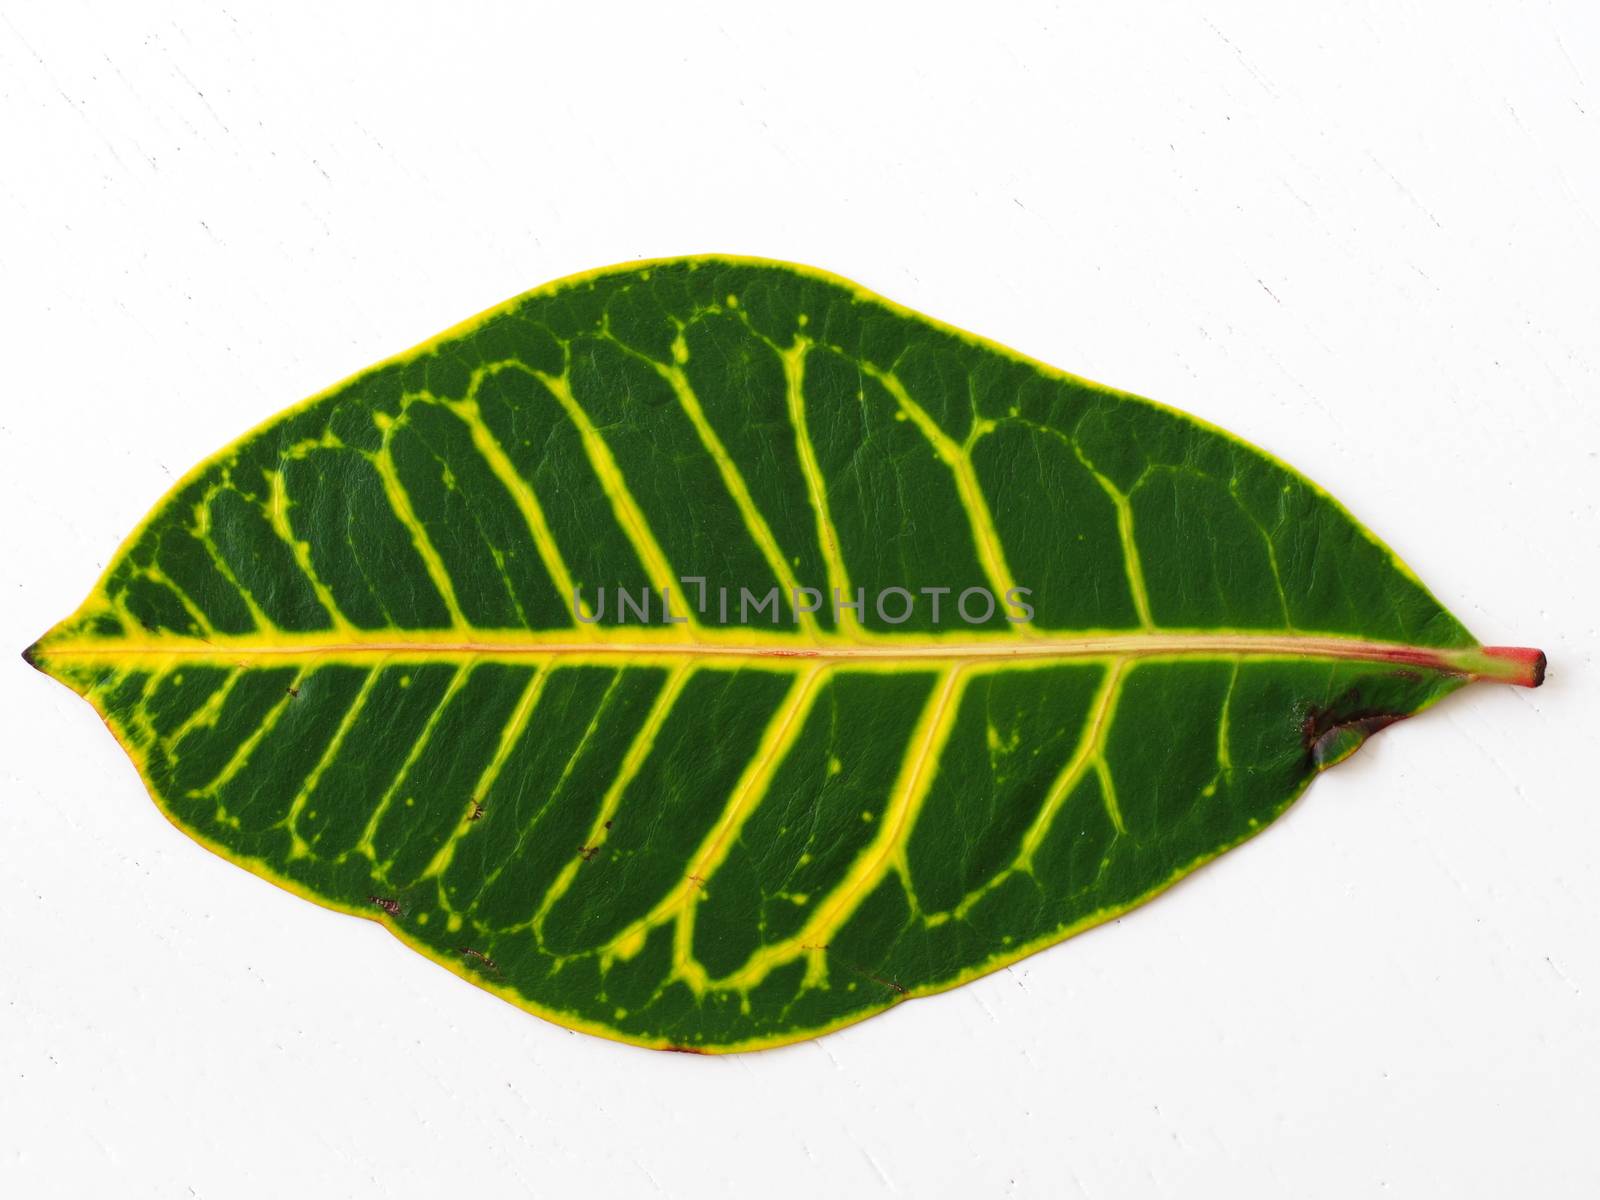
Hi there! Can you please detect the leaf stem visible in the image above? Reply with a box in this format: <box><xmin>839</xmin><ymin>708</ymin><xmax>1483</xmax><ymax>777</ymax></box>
<box><xmin>1470</xmin><ymin>646</ymin><xmax>1548</xmax><ymax>688</ymax></box>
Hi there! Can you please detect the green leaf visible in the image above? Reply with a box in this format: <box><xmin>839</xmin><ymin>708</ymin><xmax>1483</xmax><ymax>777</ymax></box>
<box><xmin>27</xmin><ymin>257</ymin><xmax>1543</xmax><ymax>1052</ymax></box>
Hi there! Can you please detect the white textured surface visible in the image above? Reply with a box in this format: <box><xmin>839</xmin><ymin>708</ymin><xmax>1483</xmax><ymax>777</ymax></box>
<box><xmin>2</xmin><ymin>3</ymin><xmax>1596</xmax><ymax>1196</ymax></box>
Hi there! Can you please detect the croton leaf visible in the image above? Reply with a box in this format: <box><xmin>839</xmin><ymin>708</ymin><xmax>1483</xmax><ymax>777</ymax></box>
<box><xmin>27</xmin><ymin>257</ymin><xmax>1543</xmax><ymax>1052</ymax></box>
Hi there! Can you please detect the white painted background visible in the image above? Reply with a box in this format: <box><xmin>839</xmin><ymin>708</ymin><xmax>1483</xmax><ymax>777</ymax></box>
<box><xmin>2</xmin><ymin>3</ymin><xmax>1596</xmax><ymax>1196</ymax></box>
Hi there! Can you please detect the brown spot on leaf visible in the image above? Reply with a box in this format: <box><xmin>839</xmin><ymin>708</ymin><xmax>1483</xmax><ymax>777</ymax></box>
<box><xmin>460</xmin><ymin>947</ymin><xmax>499</xmax><ymax>973</ymax></box>
<box><xmin>1301</xmin><ymin>695</ymin><xmax>1408</xmax><ymax>769</ymax></box>
<box><xmin>832</xmin><ymin>952</ymin><xmax>907</xmax><ymax>995</ymax></box>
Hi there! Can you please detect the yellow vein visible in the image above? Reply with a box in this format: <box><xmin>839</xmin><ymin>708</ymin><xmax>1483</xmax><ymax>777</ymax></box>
<box><xmin>1217</xmin><ymin>661</ymin><xmax>1239</xmax><ymax>774</ymax></box>
<box><xmin>1094</xmin><ymin>759</ymin><xmax>1125</xmax><ymax>837</ymax></box>
<box><xmin>466</xmin><ymin>668</ymin><xmax>629</xmax><ymax>918</ymax></box>
<box><xmin>138</xmin><ymin>564</ymin><xmax>217</xmax><ymax>638</ymax></box>
<box><xmin>192</xmin><ymin>491</ymin><xmax>276</xmax><ymax>633</ymax></box>
<box><xmin>720</xmin><ymin>667</ymin><xmax>967</xmax><ymax>991</ymax></box>
<box><xmin>862</xmin><ymin>363</ymin><xmax>1027</xmax><ymax>627</ymax></box>
<box><xmin>1230</xmin><ymin>477</ymin><xmax>1291</xmax><ymax>628</ymax></box>
<box><xmin>265</xmin><ymin>468</ymin><xmax>354</xmax><ymax>631</ymax></box>
<box><xmin>531</xmin><ymin>664</ymin><xmax>694</xmax><ymax>936</ymax></box>
<box><xmin>190</xmin><ymin>667</ymin><xmax>310</xmax><ymax>800</ymax></box>
<box><xmin>350</xmin><ymin>665</ymin><xmax>469</xmax><ymax>866</ymax></box>
<box><xmin>283</xmin><ymin>668</ymin><xmax>380</xmax><ymax>858</ymax></box>
<box><xmin>602</xmin><ymin>665</ymin><xmax>829</xmax><ymax>989</ymax></box>
<box><xmin>1022</xmin><ymin>660</ymin><xmax>1125</xmax><ymax>862</ymax></box>
<box><xmin>530</xmin><ymin>366</ymin><xmax>697</xmax><ymax>631</ymax></box>
<box><xmin>105</xmin><ymin>588</ymin><xmax>152</xmax><ymax>646</ymax></box>
<box><xmin>656</xmin><ymin>356</ymin><xmax>822</xmax><ymax>639</ymax></box>
<box><xmin>369</xmin><ymin>414</ymin><xmax>468</xmax><ymax>628</ymax></box>
<box><xmin>420</xmin><ymin>663</ymin><xmax>549</xmax><ymax>883</ymax></box>
<box><xmin>448</xmin><ymin>384</ymin><xmax>579</xmax><ymax>609</ymax></box>
<box><xmin>928</xmin><ymin>661</ymin><xmax>1126</xmax><ymax>927</ymax></box>
<box><xmin>1072</xmin><ymin>447</ymin><xmax>1154</xmax><ymax>629</ymax></box>
<box><xmin>162</xmin><ymin>667</ymin><xmax>241</xmax><ymax>749</ymax></box>
<box><xmin>108</xmin><ymin>670</ymin><xmax>160</xmax><ymax>749</ymax></box>
<box><xmin>725</xmin><ymin>318</ymin><xmax>859</xmax><ymax>638</ymax></box>
<box><xmin>781</xmin><ymin>338</ymin><xmax>862</xmax><ymax>638</ymax></box>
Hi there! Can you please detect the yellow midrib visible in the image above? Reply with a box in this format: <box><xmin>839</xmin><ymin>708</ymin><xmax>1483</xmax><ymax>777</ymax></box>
<box><xmin>36</xmin><ymin>628</ymin><xmax>1501</xmax><ymax>677</ymax></box>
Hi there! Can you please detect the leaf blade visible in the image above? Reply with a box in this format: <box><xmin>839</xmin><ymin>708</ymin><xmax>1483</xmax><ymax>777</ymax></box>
<box><xmin>28</xmin><ymin>256</ymin><xmax>1543</xmax><ymax>1051</ymax></box>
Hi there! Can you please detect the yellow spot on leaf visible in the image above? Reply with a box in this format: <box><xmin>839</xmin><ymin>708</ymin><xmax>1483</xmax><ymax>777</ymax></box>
<box><xmin>614</xmin><ymin>926</ymin><xmax>647</xmax><ymax>961</ymax></box>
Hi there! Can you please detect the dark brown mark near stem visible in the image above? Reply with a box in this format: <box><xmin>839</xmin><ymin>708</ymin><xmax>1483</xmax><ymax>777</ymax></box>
<box><xmin>1300</xmin><ymin>693</ymin><xmax>1410</xmax><ymax>769</ymax></box>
